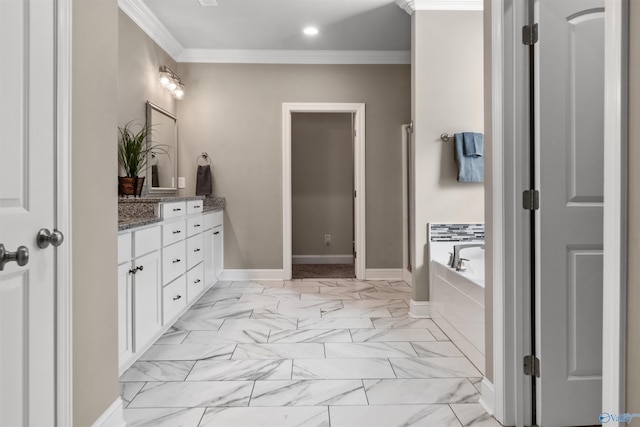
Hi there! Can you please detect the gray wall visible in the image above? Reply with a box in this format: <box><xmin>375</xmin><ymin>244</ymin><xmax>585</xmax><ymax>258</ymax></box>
<box><xmin>411</xmin><ymin>10</ymin><xmax>485</xmax><ymax>301</ymax></box>
<box><xmin>628</xmin><ymin>0</ymin><xmax>639</xmax><ymax>418</ymax></box>
<box><xmin>176</xmin><ymin>63</ymin><xmax>410</xmax><ymax>270</ymax></box>
<box><xmin>73</xmin><ymin>0</ymin><xmax>119</xmax><ymax>424</ymax></box>
<box><xmin>118</xmin><ymin>10</ymin><xmax>177</xmax><ymax>128</ymax></box>
<box><xmin>292</xmin><ymin>113</ymin><xmax>354</xmax><ymax>257</ymax></box>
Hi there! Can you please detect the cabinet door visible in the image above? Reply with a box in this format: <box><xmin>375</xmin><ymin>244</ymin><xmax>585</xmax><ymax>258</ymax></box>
<box><xmin>133</xmin><ymin>250</ymin><xmax>162</xmax><ymax>352</ymax></box>
<box><xmin>203</xmin><ymin>229</ymin><xmax>215</xmax><ymax>288</ymax></box>
<box><xmin>212</xmin><ymin>225</ymin><xmax>223</xmax><ymax>281</ymax></box>
<box><xmin>117</xmin><ymin>263</ymin><xmax>133</xmax><ymax>363</ymax></box>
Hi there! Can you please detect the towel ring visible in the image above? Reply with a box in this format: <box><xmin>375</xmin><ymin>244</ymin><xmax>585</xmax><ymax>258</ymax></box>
<box><xmin>440</xmin><ymin>133</ymin><xmax>455</xmax><ymax>142</ymax></box>
<box><xmin>197</xmin><ymin>152</ymin><xmax>211</xmax><ymax>166</ymax></box>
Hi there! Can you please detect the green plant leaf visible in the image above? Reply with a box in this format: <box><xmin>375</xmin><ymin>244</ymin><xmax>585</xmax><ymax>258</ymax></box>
<box><xmin>118</xmin><ymin>121</ymin><xmax>169</xmax><ymax>177</ymax></box>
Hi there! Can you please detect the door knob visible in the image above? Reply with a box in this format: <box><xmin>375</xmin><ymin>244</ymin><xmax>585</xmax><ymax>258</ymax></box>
<box><xmin>0</xmin><ymin>244</ymin><xmax>29</xmax><ymax>271</ymax></box>
<box><xmin>37</xmin><ymin>228</ymin><xmax>65</xmax><ymax>249</ymax></box>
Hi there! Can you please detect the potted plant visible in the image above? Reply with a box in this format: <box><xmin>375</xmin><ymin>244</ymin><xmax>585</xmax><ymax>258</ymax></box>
<box><xmin>118</xmin><ymin>121</ymin><xmax>166</xmax><ymax>196</ymax></box>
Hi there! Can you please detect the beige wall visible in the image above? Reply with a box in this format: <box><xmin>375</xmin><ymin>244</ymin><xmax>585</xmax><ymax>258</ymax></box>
<box><xmin>292</xmin><ymin>113</ymin><xmax>354</xmax><ymax>257</ymax></box>
<box><xmin>627</xmin><ymin>0</ymin><xmax>640</xmax><ymax>418</ymax></box>
<box><xmin>176</xmin><ymin>63</ymin><xmax>410</xmax><ymax>270</ymax></box>
<box><xmin>411</xmin><ymin>11</ymin><xmax>485</xmax><ymax>301</ymax></box>
<box><xmin>118</xmin><ymin>10</ymin><xmax>177</xmax><ymax>127</ymax></box>
<box><xmin>72</xmin><ymin>0</ymin><xmax>120</xmax><ymax>424</ymax></box>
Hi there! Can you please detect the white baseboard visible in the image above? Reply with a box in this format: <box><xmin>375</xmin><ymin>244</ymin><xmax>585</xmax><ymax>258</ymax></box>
<box><xmin>478</xmin><ymin>378</ymin><xmax>495</xmax><ymax>416</ymax></box>
<box><xmin>403</xmin><ymin>268</ymin><xmax>412</xmax><ymax>285</ymax></box>
<box><xmin>91</xmin><ymin>398</ymin><xmax>125</xmax><ymax>427</ymax></box>
<box><xmin>292</xmin><ymin>255</ymin><xmax>354</xmax><ymax>265</ymax></box>
<box><xmin>219</xmin><ymin>269</ymin><xmax>284</xmax><ymax>281</ymax></box>
<box><xmin>364</xmin><ymin>268</ymin><xmax>403</xmax><ymax>280</ymax></box>
<box><xmin>409</xmin><ymin>299</ymin><xmax>432</xmax><ymax>318</ymax></box>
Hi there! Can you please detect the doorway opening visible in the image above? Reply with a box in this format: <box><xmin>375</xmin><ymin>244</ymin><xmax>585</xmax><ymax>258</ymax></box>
<box><xmin>290</xmin><ymin>112</ymin><xmax>355</xmax><ymax>279</ymax></box>
<box><xmin>282</xmin><ymin>103</ymin><xmax>366</xmax><ymax>280</ymax></box>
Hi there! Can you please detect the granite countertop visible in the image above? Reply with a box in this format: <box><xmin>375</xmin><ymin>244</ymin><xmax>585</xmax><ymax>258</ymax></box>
<box><xmin>118</xmin><ymin>216</ymin><xmax>162</xmax><ymax>231</ymax></box>
<box><xmin>118</xmin><ymin>195</ymin><xmax>206</xmax><ymax>203</ymax></box>
<box><xmin>118</xmin><ymin>196</ymin><xmax>225</xmax><ymax>231</ymax></box>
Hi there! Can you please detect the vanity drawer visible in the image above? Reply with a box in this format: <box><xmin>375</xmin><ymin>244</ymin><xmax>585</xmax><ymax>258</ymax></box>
<box><xmin>162</xmin><ymin>240</ymin><xmax>186</xmax><ymax>285</ymax></box>
<box><xmin>134</xmin><ymin>226</ymin><xmax>161</xmax><ymax>258</ymax></box>
<box><xmin>162</xmin><ymin>201</ymin><xmax>186</xmax><ymax>219</ymax></box>
<box><xmin>187</xmin><ymin>216</ymin><xmax>204</xmax><ymax>237</ymax></box>
<box><xmin>163</xmin><ymin>275</ymin><xmax>186</xmax><ymax>324</ymax></box>
<box><xmin>187</xmin><ymin>263</ymin><xmax>204</xmax><ymax>303</ymax></box>
<box><xmin>162</xmin><ymin>219</ymin><xmax>186</xmax><ymax>247</ymax></box>
<box><xmin>117</xmin><ymin>232</ymin><xmax>132</xmax><ymax>264</ymax></box>
<box><xmin>186</xmin><ymin>234</ymin><xmax>204</xmax><ymax>270</ymax></box>
<box><xmin>204</xmin><ymin>211</ymin><xmax>223</xmax><ymax>230</ymax></box>
<box><xmin>187</xmin><ymin>200</ymin><xmax>204</xmax><ymax>215</ymax></box>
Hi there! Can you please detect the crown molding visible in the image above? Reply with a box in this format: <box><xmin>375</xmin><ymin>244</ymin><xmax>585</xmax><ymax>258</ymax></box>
<box><xmin>118</xmin><ymin>0</ymin><xmax>183</xmax><ymax>60</ymax></box>
<box><xmin>179</xmin><ymin>49</ymin><xmax>411</xmax><ymax>64</ymax></box>
<box><xmin>395</xmin><ymin>0</ymin><xmax>483</xmax><ymax>13</ymax></box>
<box><xmin>119</xmin><ymin>0</ymin><xmax>411</xmax><ymax>65</ymax></box>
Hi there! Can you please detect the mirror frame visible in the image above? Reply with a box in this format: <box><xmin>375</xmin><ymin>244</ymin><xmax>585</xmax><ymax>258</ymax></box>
<box><xmin>146</xmin><ymin>101</ymin><xmax>178</xmax><ymax>196</ymax></box>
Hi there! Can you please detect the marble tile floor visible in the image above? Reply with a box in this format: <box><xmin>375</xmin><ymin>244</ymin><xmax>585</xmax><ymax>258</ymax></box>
<box><xmin>120</xmin><ymin>279</ymin><xmax>502</xmax><ymax>427</ymax></box>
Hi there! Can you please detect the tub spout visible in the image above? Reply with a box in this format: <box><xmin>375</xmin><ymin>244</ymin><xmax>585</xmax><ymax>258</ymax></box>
<box><xmin>450</xmin><ymin>243</ymin><xmax>485</xmax><ymax>269</ymax></box>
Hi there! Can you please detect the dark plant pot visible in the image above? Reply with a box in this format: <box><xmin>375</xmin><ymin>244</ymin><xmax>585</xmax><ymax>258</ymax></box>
<box><xmin>118</xmin><ymin>176</ymin><xmax>145</xmax><ymax>197</ymax></box>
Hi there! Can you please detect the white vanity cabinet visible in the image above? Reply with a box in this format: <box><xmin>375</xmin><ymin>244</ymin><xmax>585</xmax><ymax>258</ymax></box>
<box><xmin>118</xmin><ymin>199</ymin><xmax>223</xmax><ymax>373</ymax></box>
<box><xmin>203</xmin><ymin>210</ymin><xmax>224</xmax><ymax>287</ymax></box>
<box><xmin>117</xmin><ymin>225</ymin><xmax>162</xmax><ymax>369</ymax></box>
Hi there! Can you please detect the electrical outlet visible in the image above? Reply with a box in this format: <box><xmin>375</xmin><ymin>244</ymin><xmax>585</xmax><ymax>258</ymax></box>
<box><xmin>178</xmin><ymin>177</ymin><xmax>186</xmax><ymax>188</ymax></box>
<box><xmin>324</xmin><ymin>234</ymin><xmax>331</xmax><ymax>245</ymax></box>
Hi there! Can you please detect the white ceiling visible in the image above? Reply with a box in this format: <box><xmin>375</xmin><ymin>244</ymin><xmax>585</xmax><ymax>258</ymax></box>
<box><xmin>143</xmin><ymin>0</ymin><xmax>411</xmax><ymax>51</ymax></box>
<box><xmin>120</xmin><ymin>0</ymin><xmax>482</xmax><ymax>63</ymax></box>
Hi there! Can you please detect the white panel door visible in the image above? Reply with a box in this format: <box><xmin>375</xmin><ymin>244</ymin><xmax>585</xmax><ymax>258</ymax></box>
<box><xmin>0</xmin><ymin>1</ymin><xmax>57</xmax><ymax>426</ymax></box>
<box><xmin>536</xmin><ymin>1</ymin><xmax>604</xmax><ymax>425</ymax></box>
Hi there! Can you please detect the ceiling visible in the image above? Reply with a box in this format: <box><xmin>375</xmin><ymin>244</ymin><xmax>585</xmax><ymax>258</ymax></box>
<box><xmin>121</xmin><ymin>0</ymin><xmax>413</xmax><ymax>63</ymax></box>
<box><xmin>144</xmin><ymin>0</ymin><xmax>411</xmax><ymax>51</ymax></box>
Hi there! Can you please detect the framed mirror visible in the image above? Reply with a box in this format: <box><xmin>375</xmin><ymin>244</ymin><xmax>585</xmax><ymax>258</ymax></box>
<box><xmin>146</xmin><ymin>101</ymin><xmax>178</xmax><ymax>195</ymax></box>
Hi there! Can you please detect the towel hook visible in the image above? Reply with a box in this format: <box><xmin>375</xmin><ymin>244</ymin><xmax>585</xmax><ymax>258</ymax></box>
<box><xmin>197</xmin><ymin>152</ymin><xmax>210</xmax><ymax>166</ymax></box>
<box><xmin>440</xmin><ymin>133</ymin><xmax>455</xmax><ymax>142</ymax></box>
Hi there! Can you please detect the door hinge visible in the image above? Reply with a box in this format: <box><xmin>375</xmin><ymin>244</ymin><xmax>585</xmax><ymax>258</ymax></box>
<box><xmin>523</xmin><ymin>190</ymin><xmax>540</xmax><ymax>210</ymax></box>
<box><xmin>354</xmin><ymin>190</ymin><xmax>357</xmax><ymax>198</ymax></box>
<box><xmin>354</xmin><ymin>251</ymin><xmax>357</xmax><ymax>259</ymax></box>
<box><xmin>522</xmin><ymin>23</ymin><xmax>539</xmax><ymax>45</ymax></box>
<box><xmin>523</xmin><ymin>355</ymin><xmax>540</xmax><ymax>377</ymax></box>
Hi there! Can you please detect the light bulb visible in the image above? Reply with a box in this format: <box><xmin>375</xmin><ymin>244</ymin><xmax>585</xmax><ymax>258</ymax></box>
<box><xmin>173</xmin><ymin>83</ymin><xmax>185</xmax><ymax>100</ymax></box>
<box><xmin>159</xmin><ymin>71</ymin><xmax>172</xmax><ymax>87</ymax></box>
<box><xmin>167</xmin><ymin>80</ymin><xmax>177</xmax><ymax>91</ymax></box>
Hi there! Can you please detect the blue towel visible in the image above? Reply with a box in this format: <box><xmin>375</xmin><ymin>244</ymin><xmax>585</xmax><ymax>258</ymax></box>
<box><xmin>455</xmin><ymin>133</ymin><xmax>484</xmax><ymax>183</ymax></box>
<box><xmin>462</xmin><ymin>132</ymin><xmax>483</xmax><ymax>157</ymax></box>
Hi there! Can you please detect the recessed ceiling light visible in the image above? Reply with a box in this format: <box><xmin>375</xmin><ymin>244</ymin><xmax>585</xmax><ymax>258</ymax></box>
<box><xmin>198</xmin><ymin>0</ymin><xmax>218</xmax><ymax>5</ymax></box>
<box><xmin>303</xmin><ymin>27</ymin><xmax>319</xmax><ymax>36</ymax></box>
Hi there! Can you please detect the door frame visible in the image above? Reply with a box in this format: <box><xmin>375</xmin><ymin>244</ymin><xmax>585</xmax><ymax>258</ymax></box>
<box><xmin>401</xmin><ymin>124</ymin><xmax>413</xmax><ymax>284</ymax></box>
<box><xmin>492</xmin><ymin>0</ymin><xmax>628</xmax><ymax>424</ymax></box>
<box><xmin>282</xmin><ymin>103</ymin><xmax>366</xmax><ymax>280</ymax></box>
<box><xmin>56</xmin><ymin>0</ymin><xmax>74</xmax><ymax>424</ymax></box>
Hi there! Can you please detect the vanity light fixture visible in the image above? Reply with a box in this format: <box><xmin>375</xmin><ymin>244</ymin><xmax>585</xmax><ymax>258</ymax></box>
<box><xmin>158</xmin><ymin>65</ymin><xmax>185</xmax><ymax>100</ymax></box>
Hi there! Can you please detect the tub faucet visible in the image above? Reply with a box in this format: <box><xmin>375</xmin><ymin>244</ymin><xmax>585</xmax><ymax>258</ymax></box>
<box><xmin>450</xmin><ymin>243</ymin><xmax>485</xmax><ymax>269</ymax></box>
